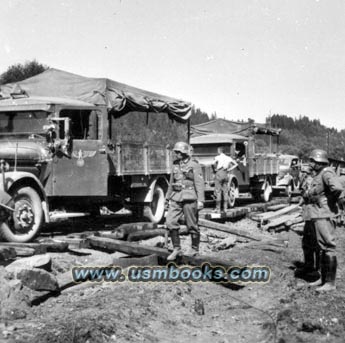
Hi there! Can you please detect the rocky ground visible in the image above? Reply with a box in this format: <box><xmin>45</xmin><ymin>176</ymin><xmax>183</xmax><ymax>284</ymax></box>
<box><xmin>1</xmin><ymin>214</ymin><xmax>345</xmax><ymax>343</ymax></box>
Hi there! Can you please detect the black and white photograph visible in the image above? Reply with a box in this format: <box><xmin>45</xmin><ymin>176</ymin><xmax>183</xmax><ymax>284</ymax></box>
<box><xmin>1</xmin><ymin>1</ymin><xmax>345</xmax><ymax>342</ymax></box>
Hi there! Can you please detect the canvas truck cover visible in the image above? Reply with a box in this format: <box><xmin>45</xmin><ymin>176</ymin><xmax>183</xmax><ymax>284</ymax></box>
<box><xmin>0</xmin><ymin>68</ymin><xmax>192</xmax><ymax>122</ymax></box>
<box><xmin>191</xmin><ymin>118</ymin><xmax>281</xmax><ymax>137</ymax></box>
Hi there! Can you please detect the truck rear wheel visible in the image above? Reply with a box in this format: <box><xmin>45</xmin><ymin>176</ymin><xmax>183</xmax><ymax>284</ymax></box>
<box><xmin>143</xmin><ymin>184</ymin><xmax>165</xmax><ymax>223</ymax></box>
<box><xmin>0</xmin><ymin>187</ymin><xmax>43</xmax><ymax>243</ymax></box>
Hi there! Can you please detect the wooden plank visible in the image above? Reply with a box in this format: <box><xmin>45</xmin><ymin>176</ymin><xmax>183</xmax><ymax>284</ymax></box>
<box><xmin>253</xmin><ymin>204</ymin><xmax>300</xmax><ymax>222</ymax></box>
<box><xmin>198</xmin><ymin>218</ymin><xmax>263</xmax><ymax>241</ymax></box>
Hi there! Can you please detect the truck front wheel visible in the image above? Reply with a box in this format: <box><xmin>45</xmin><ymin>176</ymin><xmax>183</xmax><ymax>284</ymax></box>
<box><xmin>143</xmin><ymin>184</ymin><xmax>165</xmax><ymax>223</ymax></box>
<box><xmin>0</xmin><ymin>187</ymin><xmax>43</xmax><ymax>243</ymax></box>
<box><xmin>228</xmin><ymin>180</ymin><xmax>238</xmax><ymax>208</ymax></box>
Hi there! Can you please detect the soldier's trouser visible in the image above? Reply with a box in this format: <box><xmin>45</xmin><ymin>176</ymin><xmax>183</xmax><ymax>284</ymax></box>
<box><xmin>313</xmin><ymin>219</ymin><xmax>336</xmax><ymax>254</ymax></box>
<box><xmin>166</xmin><ymin>200</ymin><xmax>199</xmax><ymax>234</ymax></box>
<box><xmin>214</xmin><ymin>169</ymin><xmax>229</xmax><ymax>203</ymax></box>
<box><xmin>301</xmin><ymin>221</ymin><xmax>320</xmax><ymax>270</ymax></box>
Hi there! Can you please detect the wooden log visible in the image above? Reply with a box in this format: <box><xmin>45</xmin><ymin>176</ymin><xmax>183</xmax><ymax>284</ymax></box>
<box><xmin>0</xmin><ymin>241</ymin><xmax>69</xmax><ymax>254</ymax></box>
<box><xmin>111</xmin><ymin>222</ymin><xmax>158</xmax><ymax>240</ymax></box>
<box><xmin>203</xmin><ymin>207</ymin><xmax>248</xmax><ymax>220</ymax></box>
<box><xmin>262</xmin><ymin>212</ymin><xmax>300</xmax><ymax>231</ymax></box>
<box><xmin>127</xmin><ymin>229</ymin><xmax>166</xmax><ymax>242</ymax></box>
<box><xmin>86</xmin><ymin>236</ymin><xmax>238</xmax><ymax>268</ymax></box>
<box><xmin>284</xmin><ymin>215</ymin><xmax>304</xmax><ymax>228</ymax></box>
<box><xmin>198</xmin><ymin>218</ymin><xmax>263</xmax><ymax>241</ymax></box>
<box><xmin>0</xmin><ymin>246</ymin><xmax>16</xmax><ymax>261</ymax></box>
<box><xmin>265</xmin><ymin>204</ymin><xmax>289</xmax><ymax>212</ymax></box>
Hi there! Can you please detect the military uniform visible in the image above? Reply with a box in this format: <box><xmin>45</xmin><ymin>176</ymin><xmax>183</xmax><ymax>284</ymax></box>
<box><xmin>302</xmin><ymin>162</ymin><xmax>345</xmax><ymax>291</ymax></box>
<box><xmin>298</xmin><ymin>171</ymin><xmax>318</xmax><ymax>275</ymax></box>
<box><xmin>166</xmin><ymin>154</ymin><xmax>205</xmax><ymax>259</ymax></box>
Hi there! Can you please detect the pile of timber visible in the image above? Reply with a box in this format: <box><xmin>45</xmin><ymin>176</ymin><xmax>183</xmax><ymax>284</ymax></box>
<box><xmin>250</xmin><ymin>204</ymin><xmax>303</xmax><ymax>231</ymax></box>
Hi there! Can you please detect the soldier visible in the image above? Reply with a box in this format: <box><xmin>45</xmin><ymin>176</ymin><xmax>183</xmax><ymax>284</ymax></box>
<box><xmin>301</xmin><ymin>149</ymin><xmax>345</xmax><ymax>292</ymax></box>
<box><xmin>295</xmin><ymin>164</ymin><xmax>318</xmax><ymax>277</ymax></box>
<box><xmin>212</xmin><ymin>146</ymin><xmax>238</xmax><ymax>213</ymax></box>
<box><xmin>165</xmin><ymin>142</ymin><xmax>205</xmax><ymax>260</ymax></box>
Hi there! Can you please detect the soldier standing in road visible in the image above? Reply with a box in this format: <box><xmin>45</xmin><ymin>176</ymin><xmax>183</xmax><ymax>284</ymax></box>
<box><xmin>301</xmin><ymin>149</ymin><xmax>345</xmax><ymax>292</ymax></box>
<box><xmin>213</xmin><ymin>146</ymin><xmax>238</xmax><ymax>213</ymax></box>
<box><xmin>165</xmin><ymin>142</ymin><xmax>205</xmax><ymax>260</ymax></box>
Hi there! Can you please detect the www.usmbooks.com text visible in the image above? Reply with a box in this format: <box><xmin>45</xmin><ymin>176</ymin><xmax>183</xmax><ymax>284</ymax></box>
<box><xmin>72</xmin><ymin>263</ymin><xmax>270</xmax><ymax>284</ymax></box>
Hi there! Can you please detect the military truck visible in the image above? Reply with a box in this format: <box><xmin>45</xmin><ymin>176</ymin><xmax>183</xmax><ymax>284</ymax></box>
<box><xmin>273</xmin><ymin>154</ymin><xmax>300</xmax><ymax>197</ymax></box>
<box><xmin>190</xmin><ymin>131</ymin><xmax>280</xmax><ymax>207</ymax></box>
<box><xmin>0</xmin><ymin>69</ymin><xmax>191</xmax><ymax>242</ymax></box>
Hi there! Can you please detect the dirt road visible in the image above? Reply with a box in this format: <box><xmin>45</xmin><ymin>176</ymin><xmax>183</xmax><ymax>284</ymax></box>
<box><xmin>1</xmin><ymin>217</ymin><xmax>345</xmax><ymax>343</ymax></box>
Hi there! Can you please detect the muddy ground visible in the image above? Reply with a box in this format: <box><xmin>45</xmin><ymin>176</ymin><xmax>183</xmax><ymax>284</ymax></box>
<box><xmin>1</xmin><ymin>214</ymin><xmax>345</xmax><ymax>343</ymax></box>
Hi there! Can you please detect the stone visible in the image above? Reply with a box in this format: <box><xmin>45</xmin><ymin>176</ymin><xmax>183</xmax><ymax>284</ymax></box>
<box><xmin>17</xmin><ymin>269</ymin><xmax>59</xmax><ymax>291</ymax></box>
<box><xmin>5</xmin><ymin>254</ymin><xmax>52</xmax><ymax>275</ymax></box>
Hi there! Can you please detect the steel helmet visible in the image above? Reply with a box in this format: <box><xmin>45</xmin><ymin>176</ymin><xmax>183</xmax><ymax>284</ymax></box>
<box><xmin>309</xmin><ymin>149</ymin><xmax>328</xmax><ymax>164</ymax></box>
<box><xmin>173</xmin><ymin>142</ymin><xmax>190</xmax><ymax>155</ymax></box>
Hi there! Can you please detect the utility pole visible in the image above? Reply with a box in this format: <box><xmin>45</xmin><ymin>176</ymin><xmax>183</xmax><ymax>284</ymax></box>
<box><xmin>327</xmin><ymin>130</ymin><xmax>330</xmax><ymax>155</ymax></box>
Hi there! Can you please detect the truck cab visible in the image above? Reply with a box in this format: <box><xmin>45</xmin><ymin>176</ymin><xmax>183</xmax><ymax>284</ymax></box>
<box><xmin>191</xmin><ymin>133</ymin><xmax>279</xmax><ymax>207</ymax></box>
<box><xmin>274</xmin><ymin>154</ymin><xmax>300</xmax><ymax>196</ymax></box>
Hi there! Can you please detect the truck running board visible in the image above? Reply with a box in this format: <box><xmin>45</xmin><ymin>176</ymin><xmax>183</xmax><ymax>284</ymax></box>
<box><xmin>49</xmin><ymin>212</ymin><xmax>90</xmax><ymax>221</ymax></box>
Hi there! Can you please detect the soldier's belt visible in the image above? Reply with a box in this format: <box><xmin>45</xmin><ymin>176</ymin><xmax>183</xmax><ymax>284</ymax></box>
<box><xmin>172</xmin><ymin>183</ymin><xmax>194</xmax><ymax>191</ymax></box>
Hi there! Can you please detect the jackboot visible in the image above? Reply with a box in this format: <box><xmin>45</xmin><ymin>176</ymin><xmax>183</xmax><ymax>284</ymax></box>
<box><xmin>222</xmin><ymin>200</ymin><xmax>228</xmax><ymax>213</ymax></box>
<box><xmin>316</xmin><ymin>254</ymin><xmax>337</xmax><ymax>292</ymax></box>
<box><xmin>213</xmin><ymin>201</ymin><xmax>221</xmax><ymax>213</ymax></box>
<box><xmin>167</xmin><ymin>230</ymin><xmax>182</xmax><ymax>261</ymax></box>
<box><xmin>295</xmin><ymin>248</ymin><xmax>316</xmax><ymax>277</ymax></box>
<box><xmin>185</xmin><ymin>233</ymin><xmax>200</xmax><ymax>256</ymax></box>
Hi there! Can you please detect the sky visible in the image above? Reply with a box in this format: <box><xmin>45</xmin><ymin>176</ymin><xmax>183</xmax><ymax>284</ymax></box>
<box><xmin>1</xmin><ymin>0</ymin><xmax>345</xmax><ymax>129</ymax></box>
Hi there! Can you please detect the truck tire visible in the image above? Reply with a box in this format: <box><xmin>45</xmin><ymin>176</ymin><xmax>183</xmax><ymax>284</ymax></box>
<box><xmin>261</xmin><ymin>180</ymin><xmax>272</xmax><ymax>203</ymax></box>
<box><xmin>143</xmin><ymin>184</ymin><xmax>165</xmax><ymax>223</ymax></box>
<box><xmin>228</xmin><ymin>180</ymin><xmax>237</xmax><ymax>208</ymax></box>
<box><xmin>0</xmin><ymin>187</ymin><xmax>43</xmax><ymax>243</ymax></box>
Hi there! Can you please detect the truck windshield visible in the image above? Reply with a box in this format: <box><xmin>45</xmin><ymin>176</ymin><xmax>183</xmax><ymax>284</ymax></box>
<box><xmin>0</xmin><ymin>111</ymin><xmax>49</xmax><ymax>135</ymax></box>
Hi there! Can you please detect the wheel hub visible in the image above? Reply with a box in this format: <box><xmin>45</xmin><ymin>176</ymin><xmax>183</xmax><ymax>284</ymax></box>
<box><xmin>15</xmin><ymin>203</ymin><xmax>35</xmax><ymax>228</ymax></box>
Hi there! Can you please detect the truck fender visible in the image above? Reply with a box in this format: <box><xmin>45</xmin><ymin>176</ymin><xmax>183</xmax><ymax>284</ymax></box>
<box><xmin>0</xmin><ymin>171</ymin><xmax>50</xmax><ymax>223</ymax></box>
<box><xmin>143</xmin><ymin>177</ymin><xmax>169</xmax><ymax>203</ymax></box>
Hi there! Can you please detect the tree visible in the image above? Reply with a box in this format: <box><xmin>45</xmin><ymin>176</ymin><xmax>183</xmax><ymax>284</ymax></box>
<box><xmin>0</xmin><ymin>60</ymin><xmax>48</xmax><ymax>85</ymax></box>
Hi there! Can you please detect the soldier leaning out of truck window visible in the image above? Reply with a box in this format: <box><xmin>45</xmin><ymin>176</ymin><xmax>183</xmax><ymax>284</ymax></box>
<box><xmin>212</xmin><ymin>146</ymin><xmax>238</xmax><ymax>213</ymax></box>
<box><xmin>165</xmin><ymin>142</ymin><xmax>205</xmax><ymax>261</ymax></box>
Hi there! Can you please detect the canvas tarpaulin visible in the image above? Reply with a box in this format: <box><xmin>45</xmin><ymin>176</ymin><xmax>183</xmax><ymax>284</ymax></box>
<box><xmin>191</xmin><ymin>118</ymin><xmax>281</xmax><ymax>137</ymax></box>
<box><xmin>0</xmin><ymin>68</ymin><xmax>192</xmax><ymax>122</ymax></box>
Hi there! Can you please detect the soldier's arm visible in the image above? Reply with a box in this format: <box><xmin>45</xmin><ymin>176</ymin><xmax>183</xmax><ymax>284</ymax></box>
<box><xmin>193</xmin><ymin>162</ymin><xmax>205</xmax><ymax>203</ymax></box>
<box><xmin>323</xmin><ymin>170</ymin><xmax>344</xmax><ymax>198</ymax></box>
<box><xmin>228</xmin><ymin>156</ymin><xmax>238</xmax><ymax>171</ymax></box>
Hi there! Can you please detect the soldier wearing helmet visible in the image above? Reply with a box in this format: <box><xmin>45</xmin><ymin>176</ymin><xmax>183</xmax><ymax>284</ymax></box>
<box><xmin>299</xmin><ymin>149</ymin><xmax>345</xmax><ymax>292</ymax></box>
<box><xmin>165</xmin><ymin>141</ymin><xmax>205</xmax><ymax>260</ymax></box>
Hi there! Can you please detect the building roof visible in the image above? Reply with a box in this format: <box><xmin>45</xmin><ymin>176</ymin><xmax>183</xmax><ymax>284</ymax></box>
<box><xmin>191</xmin><ymin>133</ymin><xmax>248</xmax><ymax>144</ymax></box>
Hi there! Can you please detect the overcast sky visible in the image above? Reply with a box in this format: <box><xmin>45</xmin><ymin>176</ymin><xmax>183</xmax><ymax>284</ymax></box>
<box><xmin>1</xmin><ymin>0</ymin><xmax>345</xmax><ymax>129</ymax></box>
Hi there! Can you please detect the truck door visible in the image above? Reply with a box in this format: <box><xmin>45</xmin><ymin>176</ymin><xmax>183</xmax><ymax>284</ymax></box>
<box><xmin>51</xmin><ymin>109</ymin><xmax>108</xmax><ymax>196</ymax></box>
<box><xmin>232</xmin><ymin>142</ymin><xmax>249</xmax><ymax>189</ymax></box>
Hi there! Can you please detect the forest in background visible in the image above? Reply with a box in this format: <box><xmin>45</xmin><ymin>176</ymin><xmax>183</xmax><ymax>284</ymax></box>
<box><xmin>1</xmin><ymin>61</ymin><xmax>344</xmax><ymax>162</ymax></box>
